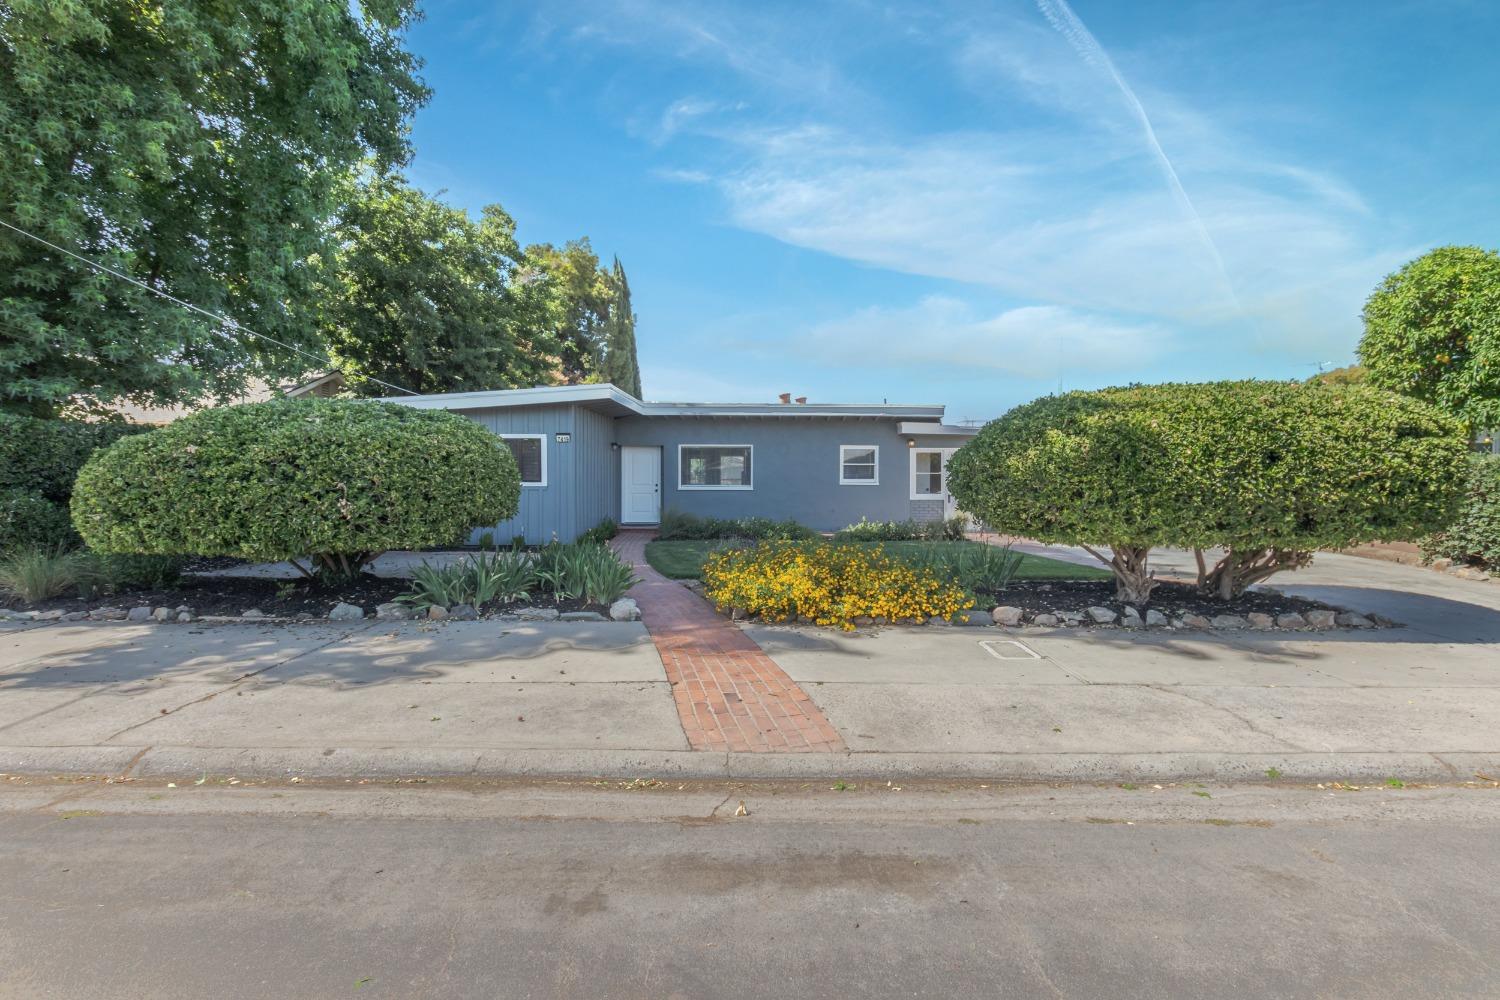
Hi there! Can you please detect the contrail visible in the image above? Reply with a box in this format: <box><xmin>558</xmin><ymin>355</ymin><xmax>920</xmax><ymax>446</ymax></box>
<box><xmin>1035</xmin><ymin>0</ymin><xmax>1243</xmax><ymax>314</ymax></box>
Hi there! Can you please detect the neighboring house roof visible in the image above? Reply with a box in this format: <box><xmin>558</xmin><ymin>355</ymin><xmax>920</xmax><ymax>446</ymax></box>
<box><xmin>382</xmin><ymin>383</ymin><xmax>953</xmax><ymax>421</ymax></box>
<box><xmin>108</xmin><ymin>371</ymin><xmax>343</xmax><ymax>425</ymax></box>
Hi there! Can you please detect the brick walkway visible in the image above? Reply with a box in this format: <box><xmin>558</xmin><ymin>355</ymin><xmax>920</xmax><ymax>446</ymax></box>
<box><xmin>612</xmin><ymin>530</ymin><xmax>844</xmax><ymax>753</ymax></box>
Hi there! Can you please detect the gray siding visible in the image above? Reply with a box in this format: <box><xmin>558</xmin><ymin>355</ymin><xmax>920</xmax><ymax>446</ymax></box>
<box><xmin>462</xmin><ymin>404</ymin><xmax>580</xmax><ymax>544</ymax></box>
<box><xmin>612</xmin><ymin>416</ymin><xmax>964</xmax><ymax>532</ymax></box>
<box><xmin>572</xmin><ymin>405</ymin><xmax>619</xmax><ymax>531</ymax></box>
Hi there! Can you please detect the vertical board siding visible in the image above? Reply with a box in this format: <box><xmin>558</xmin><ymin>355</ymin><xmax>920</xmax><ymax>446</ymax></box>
<box><xmin>572</xmin><ymin>406</ymin><xmax>619</xmax><ymax>531</ymax></box>
<box><xmin>462</xmin><ymin>405</ymin><xmax>576</xmax><ymax>544</ymax></box>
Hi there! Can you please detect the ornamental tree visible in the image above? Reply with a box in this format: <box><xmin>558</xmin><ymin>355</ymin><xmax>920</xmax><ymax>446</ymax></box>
<box><xmin>1358</xmin><ymin>246</ymin><xmax>1500</xmax><ymax>429</ymax></box>
<box><xmin>0</xmin><ymin>0</ymin><xmax>428</xmax><ymax>415</ymax></box>
<box><xmin>71</xmin><ymin>399</ymin><xmax>519</xmax><ymax>578</ymax></box>
<box><xmin>947</xmin><ymin>381</ymin><xmax>1467</xmax><ymax>604</ymax></box>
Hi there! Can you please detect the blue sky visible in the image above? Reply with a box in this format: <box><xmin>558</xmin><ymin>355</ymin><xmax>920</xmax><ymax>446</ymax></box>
<box><xmin>403</xmin><ymin>0</ymin><xmax>1500</xmax><ymax>421</ymax></box>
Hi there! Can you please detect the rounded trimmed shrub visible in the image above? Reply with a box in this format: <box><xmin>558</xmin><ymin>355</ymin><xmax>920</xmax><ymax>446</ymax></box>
<box><xmin>71</xmin><ymin>399</ymin><xmax>521</xmax><ymax>575</ymax></box>
<box><xmin>947</xmin><ymin>381</ymin><xmax>1469</xmax><ymax>602</ymax></box>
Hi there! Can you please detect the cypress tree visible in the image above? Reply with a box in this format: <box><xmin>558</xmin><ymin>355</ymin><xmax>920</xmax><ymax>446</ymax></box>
<box><xmin>603</xmin><ymin>257</ymin><xmax>642</xmax><ymax>397</ymax></box>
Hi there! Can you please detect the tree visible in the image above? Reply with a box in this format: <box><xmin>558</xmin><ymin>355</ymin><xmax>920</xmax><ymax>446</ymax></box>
<box><xmin>0</xmin><ymin>0</ymin><xmax>428</xmax><ymax>416</ymax></box>
<box><xmin>1358</xmin><ymin>246</ymin><xmax>1500</xmax><ymax>429</ymax></box>
<box><xmin>527</xmin><ymin>239</ymin><xmax>613</xmax><ymax>383</ymax></box>
<box><xmin>72</xmin><ymin>399</ymin><xmax>520</xmax><ymax>578</ymax></box>
<box><xmin>1309</xmin><ymin>365</ymin><xmax>1366</xmax><ymax>386</ymax></box>
<box><xmin>947</xmin><ymin>381</ymin><xmax>1467</xmax><ymax>605</ymax></box>
<box><xmin>320</xmin><ymin>173</ymin><xmax>563</xmax><ymax>396</ymax></box>
<box><xmin>600</xmin><ymin>257</ymin><xmax>642</xmax><ymax>397</ymax></box>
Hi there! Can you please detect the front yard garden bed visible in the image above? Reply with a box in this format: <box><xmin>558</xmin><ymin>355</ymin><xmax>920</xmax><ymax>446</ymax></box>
<box><xmin>977</xmin><ymin>579</ymin><xmax>1391</xmax><ymax>631</ymax></box>
<box><xmin>1</xmin><ymin>572</ymin><xmax>622</xmax><ymax>623</ymax></box>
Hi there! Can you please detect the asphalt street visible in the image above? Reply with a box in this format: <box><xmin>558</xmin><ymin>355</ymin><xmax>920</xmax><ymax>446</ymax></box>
<box><xmin>2</xmin><ymin>778</ymin><xmax>1497</xmax><ymax>999</ymax></box>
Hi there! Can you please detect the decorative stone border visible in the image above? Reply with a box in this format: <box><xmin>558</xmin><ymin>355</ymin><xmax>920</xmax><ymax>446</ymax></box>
<box><xmin>2</xmin><ymin>598</ymin><xmax>644</xmax><ymax>626</ymax></box>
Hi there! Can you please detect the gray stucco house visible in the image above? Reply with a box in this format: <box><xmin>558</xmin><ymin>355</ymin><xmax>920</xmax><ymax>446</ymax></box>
<box><xmin>389</xmin><ymin>384</ymin><xmax>978</xmax><ymax>543</ymax></box>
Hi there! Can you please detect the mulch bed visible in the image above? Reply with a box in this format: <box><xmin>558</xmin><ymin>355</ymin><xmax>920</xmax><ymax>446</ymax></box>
<box><xmin>5</xmin><ymin>572</ymin><xmax>607</xmax><ymax>621</ymax></box>
<box><xmin>976</xmin><ymin>579</ymin><xmax>1390</xmax><ymax>628</ymax></box>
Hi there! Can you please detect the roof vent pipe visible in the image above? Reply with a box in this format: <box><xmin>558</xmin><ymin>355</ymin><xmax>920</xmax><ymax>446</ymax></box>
<box><xmin>778</xmin><ymin>392</ymin><xmax>792</xmax><ymax>404</ymax></box>
<box><xmin>795</xmin><ymin>396</ymin><xmax>807</xmax><ymax>404</ymax></box>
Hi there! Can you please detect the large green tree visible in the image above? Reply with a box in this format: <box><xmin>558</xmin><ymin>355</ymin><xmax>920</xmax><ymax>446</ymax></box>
<box><xmin>1358</xmin><ymin>246</ymin><xmax>1500</xmax><ymax>429</ymax></box>
<box><xmin>527</xmin><ymin>238</ymin><xmax>612</xmax><ymax>383</ymax></box>
<box><xmin>0</xmin><ymin>0</ymin><xmax>428</xmax><ymax>416</ymax></box>
<box><xmin>320</xmin><ymin>173</ymin><xmax>566</xmax><ymax>396</ymax></box>
<box><xmin>600</xmin><ymin>257</ymin><xmax>642</xmax><ymax>398</ymax></box>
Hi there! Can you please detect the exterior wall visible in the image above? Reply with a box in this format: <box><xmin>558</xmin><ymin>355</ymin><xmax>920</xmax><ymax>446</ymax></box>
<box><xmin>611</xmin><ymin>416</ymin><xmax>969</xmax><ymax>532</ymax></box>
<box><xmin>572</xmin><ymin>405</ymin><xmax>619</xmax><ymax>531</ymax></box>
<box><xmin>459</xmin><ymin>404</ymin><xmax>596</xmax><ymax>544</ymax></box>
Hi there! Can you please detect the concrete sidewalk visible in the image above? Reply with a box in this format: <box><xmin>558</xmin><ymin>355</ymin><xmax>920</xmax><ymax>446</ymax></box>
<box><xmin>3</xmin><ymin>599</ymin><xmax>1500</xmax><ymax>783</ymax></box>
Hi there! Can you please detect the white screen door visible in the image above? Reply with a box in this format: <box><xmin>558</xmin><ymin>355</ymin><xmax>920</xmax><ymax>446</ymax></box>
<box><xmin>621</xmin><ymin>446</ymin><xmax>661</xmax><ymax>524</ymax></box>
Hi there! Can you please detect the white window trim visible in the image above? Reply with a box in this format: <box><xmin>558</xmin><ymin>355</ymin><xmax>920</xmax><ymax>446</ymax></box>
<box><xmin>677</xmin><ymin>443</ymin><xmax>754</xmax><ymax>491</ymax></box>
<box><xmin>909</xmin><ymin>447</ymin><xmax>950</xmax><ymax>501</ymax></box>
<box><xmin>499</xmin><ymin>433</ymin><xmax>547</xmax><ymax>487</ymax></box>
<box><xmin>839</xmin><ymin>444</ymin><xmax>880</xmax><ymax>486</ymax></box>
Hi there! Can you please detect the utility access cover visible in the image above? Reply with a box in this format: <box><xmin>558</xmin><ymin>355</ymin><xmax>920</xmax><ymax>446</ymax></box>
<box><xmin>979</xmin><ymin>639</ymin><xmax>1041</xmax><ymax>661</ymax></box>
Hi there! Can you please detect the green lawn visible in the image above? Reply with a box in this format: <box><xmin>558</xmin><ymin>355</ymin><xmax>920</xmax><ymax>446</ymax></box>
<box><xmin>643</xmin><ymin>538</ymin><xmax>1109</xmax><ymax>582</ymax></box>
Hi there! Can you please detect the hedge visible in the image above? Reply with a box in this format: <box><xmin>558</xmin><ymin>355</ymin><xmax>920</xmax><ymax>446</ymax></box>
<box><xmin>1422</xmin><ymin>454</ymin><xmax>1500</xmax><ymax>573</ymax></box>
<box><xmin>947</xmin><ymin>380</ymin><xmax>1468</xmax><ymax>603</ymax></box>
<box><xmin>0</xmin><ymin>413</ymin><xmax>149</xmax><ymax>551</ymax></box>
<box><xmin>72</xmin><ymin>398</ymin><xmax>521</xmax><ymax>576</ymax></box>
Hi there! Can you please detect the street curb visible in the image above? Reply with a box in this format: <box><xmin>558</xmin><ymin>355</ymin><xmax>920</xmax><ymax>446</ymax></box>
<box><xmin>4</xmin><ymin>746</ymin><xmax>1498</xmax><ymax>785</ymax></box>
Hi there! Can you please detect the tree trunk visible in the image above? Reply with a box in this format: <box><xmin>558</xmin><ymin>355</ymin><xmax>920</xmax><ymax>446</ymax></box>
<box><xmin>1081</xmin><ymin>543</ymin><xmax>1156</xmax><ymax>606</ymax></box>
<box><xmin>1198</xmin><ymin>547</ymin><xmax>1313</xmax><ymax>599</ymax></box>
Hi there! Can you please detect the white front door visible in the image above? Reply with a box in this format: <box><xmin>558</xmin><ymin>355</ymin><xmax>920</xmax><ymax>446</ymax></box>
<box><xmin>621</xmin><ymin>446</ymin><xmax>661</xmax><ymax>524</ymax></box>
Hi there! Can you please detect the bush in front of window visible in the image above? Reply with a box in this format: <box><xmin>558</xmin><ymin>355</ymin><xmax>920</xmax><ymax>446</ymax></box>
<box><xmin>71</xmin><ymin>398</ymin><xmax>521</xmax><ymax>579</ymax></box>
<box><xmin>701</xmin><ymin>540</ymin><xmax>972</xmax><ymax>630</ymax></box>
<box><xmin>947</xmin><ymin>380</ymin><xmax>1468</xmax><ymax>605</ymax></box>
<box><xmin>657</xmin><ymin>509</ymin><xmax>814</xmax><ymax>541</ymax></box>
<box><xmin>834</xmin><ymin>516</ymin><xmax>967</xmax><ymax>542</ymax></box>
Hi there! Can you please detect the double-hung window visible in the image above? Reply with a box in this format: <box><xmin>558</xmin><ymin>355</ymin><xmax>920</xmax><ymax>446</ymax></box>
<box><xmin>499</xmin><ymin>434</ymin><xmax>547</xmax><ymax>486</ymax></box>
<box><xmin>679</xmin><ymin>445</ymin><xmax>752</xmax><ymax>489</ymax></box>
<box><xmin>839</xmin><ymin>445</ymin><xmax>879</xmax><ymax>485</ymax></box>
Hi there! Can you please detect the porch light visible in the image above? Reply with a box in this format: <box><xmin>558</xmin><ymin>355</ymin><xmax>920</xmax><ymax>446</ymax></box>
<box><xmin>906</xmin><ymin>438</ymin><xmax>915</xmax><ymax>448</ymax></box>
<box><xmin>610</xmin><ymin>442</ymin><xmax>620</xmax><ymax>452</ymax></box>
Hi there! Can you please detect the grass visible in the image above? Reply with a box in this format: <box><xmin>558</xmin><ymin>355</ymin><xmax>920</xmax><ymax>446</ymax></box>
<box><xmin>642</xmin><ymin>538</ymin><xmax>1111</xmax><ymax>582</ymax></box>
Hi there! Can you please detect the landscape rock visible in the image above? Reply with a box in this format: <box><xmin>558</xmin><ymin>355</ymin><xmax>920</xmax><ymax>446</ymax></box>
<box><xmin>375</xmin><ymin>602</ymin><xmax>416</xmax><ymax>621</ymax></box>
<box><xmin>1275</xmin><ymin>612</ymin><xmax>1307</xmax><ymax>629</ymax></box>
<box><xmin>1246</xmin><ymin>612</ymin><xmax>1275</xmax><ymax>630</ymax></box>
<box><xmin>515</xmin><ymin>606</ymin><xmax>560</xmax><ymax>622</ymax></box>
<box><xmin>1452</xmin><ymin>566</ymin><xmax>1489</xmax><ymax>581</ymax></box>
<box><xmin>34</xmin><ymin>609</ymin><xmax>64</xmax><ymax>622</ymax></box>
<box><xmin>426</xmin><ymin>605</ymin><xmax>449</xmax><ymax>621</ymax></box>
<box><xmin>449</xmin><ymin>604</ymin><xmax>479</xmax><ymax>621</ymax></box>
<box><xmin>176</xmin><ymin>611</ymin><xmax>196</xmax><ymax>623</ymax></box>
<box><xmin>61</xmin><ymin>611</ymin><xmax>89</xmax><ymax>622</ymax></box>
<box><xmin>1180</xmin><ymin>613</ymin><xmax>1211</xmax><ymax>628</ymax></box>
<box><xmin>1086</xmin><ymin>606</ymin><xmax>1117</xmax><ymax>624</ymax></box>
<box><xmin>1059</xmin><ymin>611</ymin><xmax>1084</xmax><ymax>624</ymax></box>
<box><xmin>991</xmin><ymin>606</ymin><xmax>1024</xmax><ymax>627</ymax></box>
<box><xmin>852</xmin><ymin>615</ymin><xmax>875</xmax><ymax>627</ymax></box>
<box><xmin>1120</xmin><ymin>608</ymin><xmax>1143</xmax><ymax>628</ymax></box>
<box><xmin>958</xmin><ymin>609</ymin><xmax>994</xmax><ymax>627</ymax></box>
<box><xmin>1335</xmin><ymin>612</ymin><xmax>1374</xmax><ymax>628</ymax></box>
<box><xmin>1210</xmin><ymin>614</ymin><xmax>1247</xmax><ymax>629</ymax></box>
<box><xmin>126</xmin><ymin>607</ymin><xmax>153</xmax><ymax>623</ymax></box>
<box><xmin>151</xmin><ymin>607</ymin><xmax>173</xmax><ymax>622</ymax></box>
<box><xmin>241</xmin><ymin>609</ymin><xmax>267</xmax><ymax>619</ymax></box>
<box><xmin>1144</xmin><ymin>609</ymin><xmax>1169</xmax><ymax>627</ymax></box>
<box><xmin>0</xmin><ymin>609</ymin><xmax>33</xmax><ymax>621</ymax></box>
<box><xmin>1305</xmin><ymin>609</ymin><xmax>1338</xmax><ymax>629</ymax></box>
<box><xmin>295</xmin><ymin>612</ymin><xmax>315</xmax><ymax>621</ymax></box>
<box><xmin>609</xmin><ymin>598</ymin><xmax>641</xmax><ymax>622</ymax></box>
<box><xmin>1428</xmin><ymin>558</ymin><xmax>1452</xmax><ymax>572</ymax></box>
<box><xmin>90</xmin><ymin>607</ymin><xmax>126</xmax><ymax>621</ymax></box>
<box><xmin>560</xmin><ymin>610</ymin><xmax>606</xmax><ymax>622</ymax></box>
<box><xmin>175</xmin><ymin>605</ymin><xmax>193</xmax><ymax>615</ymax></box>
<box><xmin>328</xmin><ymin>602</ymin><xmax>364</xmax><ymax>621</ymax></box>
<box><xmin>1030</xmin><ymin>613</ymin><xmax>1061</xmax><ymax>627</ymax></box>
<box><xmin>927</xmin><ymin>615</ymin><xmax>952</xmax><ymax>626</ymax></box>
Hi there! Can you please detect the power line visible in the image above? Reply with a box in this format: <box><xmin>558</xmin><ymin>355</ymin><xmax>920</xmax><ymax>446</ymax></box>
<box><xmin>0</xmin><ymin>217</ymin><xmax>420</xmax><ymax>397</ymax></box>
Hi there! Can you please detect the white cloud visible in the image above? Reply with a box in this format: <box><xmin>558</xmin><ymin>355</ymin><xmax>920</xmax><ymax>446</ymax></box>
<box><xmin>792</xmin><ymin>297</ymin><xmax>1167</xmax><ymax>379</ymax></box>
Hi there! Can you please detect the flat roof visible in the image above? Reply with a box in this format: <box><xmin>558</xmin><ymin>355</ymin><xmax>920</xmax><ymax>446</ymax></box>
<box><xmin>382</xmin><ymin>383</ymin><xmax>948</xmax><ymax>420</ymax></box>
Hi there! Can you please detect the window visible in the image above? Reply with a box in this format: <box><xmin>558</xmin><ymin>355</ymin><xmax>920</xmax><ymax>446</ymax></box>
<box><xmin>911</xmin><ymin>449</ymin><xmax>944</xmax><ymax>498</ymax></box>
<box><xmin>839</xmin><ymin>445</ymin><xmax>879</xmax><ymax>485</ymax></box>
<box><xmin>679</xmin><ymin>445</ymin><xmax>752</xmax><ymax>489</ymax></box>
<box><xmin>499</xmin><ymin>434</ymin><xmax>546</xmax><ymax>486</ymax></box>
